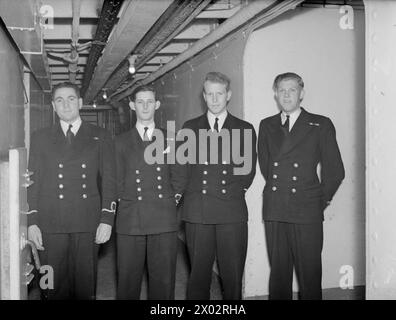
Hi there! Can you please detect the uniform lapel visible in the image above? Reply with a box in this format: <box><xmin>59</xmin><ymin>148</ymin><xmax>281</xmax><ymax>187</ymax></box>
<box><xmin>72</xmin><ymin>121</ymin><xmax>90</xmax><ymax>157</ymax></box>
<box><xmin>51</xmin><ymin>123</ymin><xmax>66</xmax><ymax>145</ymax></box>
<box><xmin>199</xmin><ymin>113</ymin><xmax>211</xmax><ymax>131</ymax></box>
<box><xmin>266</xmin><ymin>113</ymin><xmax>284</xmax><ymax>158</ymax></box>
<box><xmin>221</xmin><ymin>112</ymin><xmax>232</xmax><ymax>130</ymax></box>
<box><xmin>279</xmin><ymin>108</ymin><xmax>314</xmax><ymax>157</ymax></box>
<box><xmin>129</xmin><ymin>127</ymin><xmax>147</xmax><ymax>166</ymax></box>
<box><xmin>51</xmin><ymin>123</ymin><xmax>69</xmax><ymax>159</ymax></box>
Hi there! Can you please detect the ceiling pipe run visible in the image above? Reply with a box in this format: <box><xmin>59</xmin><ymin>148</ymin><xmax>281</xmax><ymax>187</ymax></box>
<box><xmin>103</xmin><ymin>0</ymin><xmax>211</xmax><ymax>96</ymax></box>
<box><xmin>83</xmin><ymin>0</ymin><xmax>173</xmax><ymax>103</ymax></box>
<box><xmin>80</xmin><ymin>0</ymin><xmax>124</xmax><ymax>96</ymax></box>
<box><xmin>69</xmin><ymin>0</ymin><xmax>81</xmax><ymax>83</ymax></box>
<box><xmin>112</xmin><ymin>0</ymin><xmax>304</xmax><ymax>102</ymax></box>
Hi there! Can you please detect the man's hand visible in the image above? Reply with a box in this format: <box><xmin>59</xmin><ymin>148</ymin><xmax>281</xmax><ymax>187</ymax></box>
<box><xmin>28</xmin><ymin>225</ymin><xmax>44</xmax><ymax>251</ymax></box>
<box><xmin>95</xmin><ymin>223</ymin><xmax>112</xmax><ymax>244</ymax></box>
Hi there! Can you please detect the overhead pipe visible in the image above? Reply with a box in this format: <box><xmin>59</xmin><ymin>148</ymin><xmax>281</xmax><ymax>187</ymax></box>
<box><xmin>69</xmin><ymin>0</ymin><xmax>81</xmax><ymax>83</ymax></box>
<box><xmin>104</xmin><ymin>0</ymin><xmax>211</xmax><ymax>99</ymax></box>
<box><xmin>113</xmin><ymin>0</ymin><xmax>304</xmax><ymax>102</ymax></box>
<box><xmin>83</xmin><ymin>0</ymin><xmax>173</xmax><ymax>103</ymax></box>
<box><xmin>81</xmin><ymin>0</ymin><xmax>124</xmax><ymax>96</ymax></box>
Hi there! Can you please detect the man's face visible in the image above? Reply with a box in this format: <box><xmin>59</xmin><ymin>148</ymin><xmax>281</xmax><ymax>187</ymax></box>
<box><xmin>275</xmin><ymin>79</ymin><xmax>304</xmax><ymax>113</ymax></box>
<box><xmin>52</xmin><ymin>87</ymin><xmax>82</xmax><ymax>123</ymax></box>
<box><xmin>131</xmin><ymin>90</ymin><xmax>160</xmax><ymax>122</ymax></box>
<box><xmin>203</xmin><ymin>80</ymin><xmax>232</xmax><ymax>116</ymax></box>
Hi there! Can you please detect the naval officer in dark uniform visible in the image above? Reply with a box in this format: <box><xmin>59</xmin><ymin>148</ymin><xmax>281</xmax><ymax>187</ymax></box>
<box><xmin>27</xmin><ymin>82</ymin><xmax>116</xmax><ymax>299</ymax></box>
<box><xmin>258</xmin><ymin>72</ymin><xmax>345</xmax><ymax>299</ymax></box>
<box><xmin>178</xmin><ymin>72</ymin><xmax>257</xmax><ymax>299</ymax></box>
<box><xmin>115</xmin><ymin>85</ymin><xmax>183</xmax><ymax>299</ymax></box>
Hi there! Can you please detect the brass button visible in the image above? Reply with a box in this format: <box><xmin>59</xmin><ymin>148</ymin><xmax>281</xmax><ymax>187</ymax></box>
<box><xmin>291</xmin><ymin>188</ymin><xmax>297</xmax><ymax>193</ymax></box>
<box><xmin>82</xmin><ymin>174</ymin><xmax>86</xmax><ymax>179</ymax></box>
<box><xmin>294</xmin><ymin>163</ymin><xmax>299</xmax><ymax>168</ymax></box>
<box><xmin>82</xmin><ymin>184</ymin><xmax>87</xmax><ymax>189</ymax></box>
<box><xmin>203</xmin><ymin>180</ymin><xmax>207</xmax><ymax>185</ymax></box>
<box><xmin>59</xmin><ymin>194</ymin><xmax>64</xmax><ymax>199</ymax></box>
<box><xmin>273</xmin><ymin>174</ymin><xmax>278</xmax><ymax>179</ymax></box>
<box><xmin>59</xmin><ymin>184</ymin><xmax>64</xmax><ymax>189</ymax></box>
<box><xmin>58</xmin><ymin>174</ymin><xmax>63</xmax><ymax>179</ymax></box>
<box><xmin>274</xmin><ymin>162</ymin><xmax>279</xmax><ymax>167</ymax></box>
<box><xmin>222</xmin><ymin>189</ymin><xmax>226</xmax><ymax>194</ymax></box>
<box><xmin>203</xmin><ymin>170</ymin><xmax>208</xmax><ymax>175</ymax></box>
<box><xmin>137</xmin><ymin>187</ymin><xmax>142</xmax><ymax>192</ymax></box>
<box><xmin>272</xmin><ymin>186</ymin><xmax>277</xmax><ymax>191</ymax></box>
<box><xmin>135</xmin><ymin>170</ymin><xmax>140</xmax><ymax>174</ymax></box>
<box><xmin>158</xmin><ymin>185</ymin><xmax>162</xmax><ymax>190</ymax></box>
<box><xmin>158</xmin><ymin>194</ymin><xmax>163</xmax><ymax>199</ymax></box>
<box><xmin>81</xmin><ymin>164</ymin><xmax>86</xmax><ymax>169</ymax></box>
<box><xmin>221</xmin><ymin>180</ymin><xmax>226</xmax><ymax>185</ymax></box>
<box><xmin>292</xmin><ymin>176</ymin><xmax>297</xmax><ymax>181</ymax></box>
<box><xmin>136</xmin><ymin>178</ymin><xmax>141</xmax><ymax>183</ymax></box>
<box><xmin>156</xmin><ymin>167</ymin><xmax>161</xmax><ymax>172</ymax></box>
<box><xmin>222</xmin><ymin>170</ymin><xmax>227</xmax><ymax>175</ymax></box>
<box><xmin>138</xmin><ymin>196</ymin><xmax>142</xmax><ymax>201</ymax></box>
<box><xmin>204</xmin><ymin>161</ymin><xmax>209</xmax><ymax>165</ymax></box>
<box><xmin>222</xmin><ymin>161</ymin><xmax>227</xmax><ymax>165</ymax></box>
<box><xmin>202</xmin><ymin>190</ymin><xmax>207</xmax><ymax>194</ymax></box>
<box><xmin>82</xmin><ymin>194</ymin><xmax>87</xmax><ymax>199</ymax></box>
<box><xmin>157</xmin><ymin>176</ymin><xmax>162</xmax><ymax>181</ymax></box>
<box><xmin>58</xmin><ymin>163</ymin><xmax>63</xmax><ymax>168</ymax></box>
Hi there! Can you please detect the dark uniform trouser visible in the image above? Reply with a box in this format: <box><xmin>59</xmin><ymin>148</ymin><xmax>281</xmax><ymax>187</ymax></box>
<box><xmin>39</xmin><ymin>232</ymin><xmax>98</xmax><ymax>300</ymax></box>
<box><xmin>116</xmin><ymin>231</ymin><xmax>178</xmax><ymax>300</ymax></box>
<box><xmin>185</xmin><ymin>222</ymin><xmax>248</xmax><ymax>300</ymax></box>
<box><xmin>264</xmin><ymin>221</ymin><xmax>323</xmax><ymax>300</ymax></box>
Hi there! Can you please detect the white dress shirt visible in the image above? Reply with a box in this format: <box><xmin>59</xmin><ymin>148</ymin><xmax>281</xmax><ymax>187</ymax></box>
<box><xmin>207</xmin><ymin>110</ymin><xmax>228</xmax><ymax>132</ymax></box>
<box><xmin>60</xmin><ymin>117</ymin><xmax>82</xmax><ymax>136</ymax></box>
<box><xmin>136</xmin><ymin>121</ymin><xmax>155</xmax><ymax>140</ymax></box>
<box><xmin>281</xmin><ymin>107</ymin><xmax>302</xmax><ymax>132</ymax></box>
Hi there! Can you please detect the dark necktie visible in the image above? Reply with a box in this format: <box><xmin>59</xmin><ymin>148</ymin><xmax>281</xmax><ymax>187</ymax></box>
<box><xmin>214</xmin><ymin>117</ymin><xmax>219</xmax><ymax>132</ymax></box>
<box><xmin>143</xmin><ymin>126</ymin><xmax>149</xmax><ymax>141</ymax></box>
<box><xmin>66</xmin><ymin>124</ymin><xmax>74</xmax><ymax>145</ymax></box>
<box><xmin>282</xmin><ymin>115</ymin><xmax>290</xmax><ymax>132</ymax></box>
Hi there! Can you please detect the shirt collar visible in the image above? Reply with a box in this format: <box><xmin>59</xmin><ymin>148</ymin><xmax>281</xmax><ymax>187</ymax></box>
<box><xmin>281</xmin><ymin>107</ymin><xmax>301</xmax><ymax>128</ymax></box>
<box><xmin>136</xmin><ymin>121</ymin><xmax>155</xmax><ymax>140</ymax></box>
<box><xmin>207</xmin><ymin>110</ymin><xmax>228</xmax><ymax>131</ymax></box>
<box><xmin>60</xmin><ymin>117</ymin><xmax>82</xmax><ymax>136</ymax></box>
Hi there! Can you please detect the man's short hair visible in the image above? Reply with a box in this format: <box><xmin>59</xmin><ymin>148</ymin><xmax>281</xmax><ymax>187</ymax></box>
<box><xmin>273</xmin><ymin>72</ymin><xmax>304</xmax><ymax>91</ymax></box>
<box><xmin>52</xmin><ymin>82</ymin><xmax>81</xmax><ymax>100</ymax></box>
<box><xmin>204</xmin><ymin>72</ymin><xmax>231</xmax><ymax>91</ymax></box>
<box><xmin>132</xmin><ymin>85</ymin><xmax>156</xmax><ymax>101</ymax></box>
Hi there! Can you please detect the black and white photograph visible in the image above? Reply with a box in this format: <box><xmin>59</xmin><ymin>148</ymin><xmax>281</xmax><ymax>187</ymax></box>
<box><xmin>0</xmin><ymin>0</ymin><xmax>393</xmax><ymax>310</ymax></box>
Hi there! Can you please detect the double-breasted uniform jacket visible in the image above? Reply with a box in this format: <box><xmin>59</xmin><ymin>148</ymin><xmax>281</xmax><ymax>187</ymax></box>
<box><xmin>178</xmin><ymin>113</ymin><xmax>257</xmax><ymax>224</ymax></box>
<box><xmin>258</xmin><ymin>108</ymin><xmax>345</xmax><ymax>224</ymax></box>
<box><xmin>27</xmin><ymin>121</ymin><xmax>117</xmax><ymax>233</ymax></box>
<box><xmin>115</xmin><ymin>127</ymin><xmax>184</xmax><ymax>235</ymax></box>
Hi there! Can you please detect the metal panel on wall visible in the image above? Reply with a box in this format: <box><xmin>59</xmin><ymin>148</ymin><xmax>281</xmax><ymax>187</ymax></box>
<box><xmin>0</xmin><ymin>22</ymin><xmax>26</xmax><ymax>158</ymax></box>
